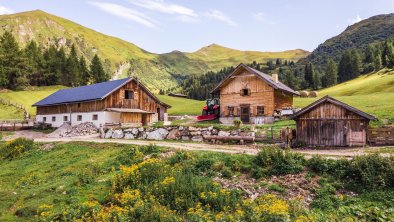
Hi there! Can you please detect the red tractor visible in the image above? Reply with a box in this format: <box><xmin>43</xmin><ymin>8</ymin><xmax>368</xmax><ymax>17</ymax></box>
<box><xmin>196</xmin><ymin>98</ymin><xmax>220</xmax><ymax>121</ymax></box>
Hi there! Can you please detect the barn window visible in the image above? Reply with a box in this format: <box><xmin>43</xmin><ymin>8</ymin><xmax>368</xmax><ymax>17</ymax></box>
<box><xmin>241</xmin><ymin>88</ymin><xmax>250</xmax><ymax>96</ymax></box>
<box><xmin>52</xmin><ymin>116</ymin><xmax>56</xmax><ymax>122</ymax></box>
<box><xmin>257</xmin><ymin>106</ymin><xmax>265</xmax><ymax>116</ymax></box>
<box><xmin>125</xmin><ymin>90</ymin><xmax>134</xmax><ymax>99</ymax></box>
<box><xmin>78</xmin><ymin>103</ymin><xmax>81</xmax><ymax>108</ymax></box>
<box><xmin>92</xmin><ymin>114</ymin><xmax>98</xmax><ymax>120</ymax></box>
<box><xmin>63</xmin><ymin>116</ymin><xmax>68</xmax><ymax>121</ymax></box>
<box><xmin>77</xmin><ymin>115</ymin><xmax>82</xmax><ymax>121</ymax></box>
<box><xmin>43</xmin><ymin>117</ymin><xmax>47</xmax><ymax>122</ymax></box>
<box><xmin>228</xmin><ymin>106</ymin><xmax>234</xmax><ymax>116</ymax></box>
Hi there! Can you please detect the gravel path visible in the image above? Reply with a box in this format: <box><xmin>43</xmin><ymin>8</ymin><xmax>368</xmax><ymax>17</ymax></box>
<box><xmin>6</xmin><ymin>130</ymin><xmax>393</xmax><ymax>158</ymax></box>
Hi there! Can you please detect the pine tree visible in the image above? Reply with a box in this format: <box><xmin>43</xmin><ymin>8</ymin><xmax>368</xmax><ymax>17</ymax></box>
<box><xmin>79</xmin><ymin>56</ymin><xmax>90</xmax><ymax>85</ymax></box>
<box><xmin>0</xmin><ymin>31</ymin><xmax>29</xmax><ymax>89</ymax></box>
<box><xmin>322</xmin><ymin>59</ymin><xmax>338</xmax><ymax>87</ymax></box>
<box><xmin>304</xmin><ymin>63</ymin><xmax>314</xmax><ymax>88</ymax></box>
<box><xmin>338</xmin><ymin>50</ymin><xmax>352</xmax><ymax>82</ymax></box>
<box><xmin>350</xmin><ymin>49</ymin><xmax>362</xmax><ymax>78</ymax></box>
<box><xmin>90</xmin><ymin>54</ymin><xmax>107</xmax><ymax>83</ymax></box>
<box><xmin>374</xmin><ymin>52</ymin><xmax>382</xmax><ymax>70</ymax></box>
<box><xmin>64</xmin><ymin>44</ymin><xmax>81</xmax><ymax>86</ymax></box>
<box><xmin>24</xmin><ymin>40</ymin><xmax>45</xmax><ymax>86</ymax></box>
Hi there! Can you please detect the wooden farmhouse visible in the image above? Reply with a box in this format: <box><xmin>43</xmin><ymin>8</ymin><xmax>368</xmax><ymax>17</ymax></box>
<box><xmin>292</xmin><ymin>96</ymin><xmax>376</xmax><ymax>147</ymax></box>
<box><xmin>211</xmin><ymin>63</ymin><xmax>299</xmax><ymax>124</ymax></box>
<box><xmin>33</xmin><ymin>77</ymin><xmax>170</xmax><ymax>128</ymax></box>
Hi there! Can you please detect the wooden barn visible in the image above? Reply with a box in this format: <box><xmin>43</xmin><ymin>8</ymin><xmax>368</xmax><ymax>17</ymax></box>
<box><xmin>292</xmin><ymin>96</ymin><xmax>376</xmax><ymax>147</ymax></box>
<box><xmin>33</xmin><ymin>77</ymin><xmax>171</xmax><ymax>128</ymax></box>
<box><xmin>211</xmin><ymin>63</ymin><xmax>299</xmax><ymax>124</ymax></box>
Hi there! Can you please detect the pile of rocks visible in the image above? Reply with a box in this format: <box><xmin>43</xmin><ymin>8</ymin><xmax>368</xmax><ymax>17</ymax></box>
<box><xmin>102</xmin><ymin>125</ymin><xmax>255</xmax><ymax>141</ymax></box>
<box><xmin>47</xmin><ymin>122</ymin><xmax>98</xmax><ymax>138</ymax></box>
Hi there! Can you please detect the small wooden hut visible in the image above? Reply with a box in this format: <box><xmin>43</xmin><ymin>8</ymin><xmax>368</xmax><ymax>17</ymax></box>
<box><xmin>292</xmin><ymin>96</ymin><xmax>376</xmax><ymax>147</ymax></box>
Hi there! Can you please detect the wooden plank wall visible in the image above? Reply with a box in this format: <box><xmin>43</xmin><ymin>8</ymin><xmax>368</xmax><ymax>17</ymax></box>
<box><xmin>219</xmin><ymin>70</ymin><xmax>275</xmax><ymax>117</ymax></box>
<box><xmin>296</xmin><ymin>102</ymin><xmax>369</xmax><ymax>146</ymax></box>
<box><xmin>368</xmin><ymin>127</ymin><xmax>394</xmax><ymax>145</ymax></box>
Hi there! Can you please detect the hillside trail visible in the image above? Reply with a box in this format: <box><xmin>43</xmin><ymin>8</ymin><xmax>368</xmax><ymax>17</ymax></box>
<box><xmin>31</xmin><ymin>133</ymin><xmax>393</xmax><ymax>159</ymax></box>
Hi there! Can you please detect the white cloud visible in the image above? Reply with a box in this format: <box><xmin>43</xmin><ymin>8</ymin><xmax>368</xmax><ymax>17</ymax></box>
<box><xmin>253</xmin><ymin>12</ymin><xmax>275</xmax><ymax>25</ymax></box>
<box><xmin>0</xmin><ymin>6</ymin><xmax>14</xmax><ymax>15</ymax></box>
<box><xmin>349</xmin><ymin>15</ymin><xmax>362</xmax><ymax>24</ymax></box>
<box><xmin>128</xmin><ymin>0</ymin><xmax>198</xmax><ymax>23</ymax></box>
<box><xmin>128</xmin><ymin>0</ymin><xmax>197</xmax><ymax>17</ymax></box>
<box><xmin>205</xmin><ymin>10</ymin><xmax>237</xmax><ymax>26</ymax></box>
<box><xmin>89</xmin><ymin>1</ymin><xmax>156</xmax><ymax>28</ymax></box>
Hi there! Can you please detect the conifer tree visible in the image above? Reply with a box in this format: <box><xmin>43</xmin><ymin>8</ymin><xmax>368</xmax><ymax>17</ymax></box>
<box><xmin>0</xmin><ymin>31</ymin><xmax>29</xmax><ymax>89</ymax></box>
<box><xmin>64</xmin><ymin>44</ymin><xmax>81</xmax><ymax>86</ymax></box>
<box><xmin>90</xmin><ymin>54</ymin><xmax>107</xmax><ymax>83</ymax></box>
<box><xmin>322</xmin><ymin>59</ymin><xmax>338</xmax><ymax>87</ymax></box>
<box><xmin>79</xmin><ymin>56</ymin><xmax>90</xmax><ymax>85</ymax></box>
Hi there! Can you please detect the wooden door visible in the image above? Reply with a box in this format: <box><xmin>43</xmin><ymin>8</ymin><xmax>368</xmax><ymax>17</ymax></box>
<box><xmin>157</xmin><ymin>108</ymin><xmax>161</xmax><ymax>121</ymax></box>
<box><xmin>240</xmin><ymin>106</ymin><xmax>250</xmax><ymax>123</ymax></box>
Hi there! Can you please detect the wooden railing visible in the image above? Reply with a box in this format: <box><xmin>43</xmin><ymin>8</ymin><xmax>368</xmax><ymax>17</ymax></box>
<box><xmin>368</xmin><ymin>126</ymin><xmax>394</xmax><ymax>146</ymax></box>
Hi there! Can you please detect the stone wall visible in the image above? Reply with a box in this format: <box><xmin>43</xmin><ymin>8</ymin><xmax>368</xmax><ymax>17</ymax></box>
<box><xmin>102</xmin><ymin>126</ymin><xmax>256</xmax><ymax>142</ymax></box>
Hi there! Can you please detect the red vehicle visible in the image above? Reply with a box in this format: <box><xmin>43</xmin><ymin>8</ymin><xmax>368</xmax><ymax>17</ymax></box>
<box><xmin>196</xmin><ymin>98</ymin><xmax>220</xmax><ymax>121</ymax></box>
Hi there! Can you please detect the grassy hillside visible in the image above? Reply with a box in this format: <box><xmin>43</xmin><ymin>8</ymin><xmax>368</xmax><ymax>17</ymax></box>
<box><xmin>0</xmin><ymin>86</ymin><xmax>65</xmax><ymax>118</ymax></box>
<box><xmin>302</xmin><ymin>13</ymin><xmax>394</xmax><ymax>67</ymax></box>
<box><xmin>294</xmin><ymin>69</ymin><xmax>394</xmax><ymax>122</ymax></box>
<box><xmin>0</xmin><ymin>10</ymin><xmax>309</xmax><ymax>92</ymax></box>
<box><xmin>156</xmin><ymin>95</ymin><xmax>205</xmax><ymax>115</ymax></box>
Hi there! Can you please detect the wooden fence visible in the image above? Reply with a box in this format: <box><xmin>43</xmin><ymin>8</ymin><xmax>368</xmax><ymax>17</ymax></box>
<box><xmin>368</xmin><ymin>126</ymin><xmax>394</xmax><ymax>146</ymax></box>
<box><xmin>0</xmin><ymin>98</ymin><xmax>30</xmax><ymax>119</ymax></box>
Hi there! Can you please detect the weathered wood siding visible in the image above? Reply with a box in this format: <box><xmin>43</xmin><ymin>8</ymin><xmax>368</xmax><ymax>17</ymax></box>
<box><xmin>36</xmin><ymin>80</ymin><xmax>165</xmax><ymax>116</ymax></box>
<box><xmin>295</xmin><ymin>101</ymin><xmax>369</xmax><ymax>146</ymax></box>
<box><xmin>274</xmin><ymin>89</ymin><xmax>293</xmax><ymax>110</ymax></box>
<box><xmin>219</xmin><ymin>70</ymin><xmax>275</xmax><ymax>117</ymax></box>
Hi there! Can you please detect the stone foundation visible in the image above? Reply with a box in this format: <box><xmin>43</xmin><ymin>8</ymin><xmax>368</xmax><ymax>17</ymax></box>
<box><xmin>102</xmin><ymin>125</ymin><xmax>257</xmax><ymax>142</ymax></box>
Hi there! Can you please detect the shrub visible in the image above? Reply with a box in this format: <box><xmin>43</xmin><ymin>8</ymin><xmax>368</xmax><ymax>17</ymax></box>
<box><xmin>308</xmin><ymin>154</ymin><xmax>394</xmax><ymax>192</ymax></box>
<box><xmin>0</xmin><ymin>138</ymin><xmax>35</xmax><ymax>160</ymax></box>
<box><xmin>253</xmin><ymin>148</ymin><xmax>305</xmax><ymax>177</ymax></box>
<box><xmin>345</xmin><ymin>154</ymin><xmax>394</xmax><ymax>191</ymax></box>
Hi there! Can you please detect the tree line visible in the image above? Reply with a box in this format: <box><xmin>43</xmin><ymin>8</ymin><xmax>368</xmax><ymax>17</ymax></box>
<box><xmin>0</xmin><ymin>31</ymin><xmax>110</xmax><ymax>90</ymax></box>
<box><xmin>279</xmin><ymin>38</ymin><xmax>394</xmax><ymax>90</ymax></box>
<box><xmin>177</xmin><ymin>38</ymin><xmax>394</xmax><ymax>100</ymax></box>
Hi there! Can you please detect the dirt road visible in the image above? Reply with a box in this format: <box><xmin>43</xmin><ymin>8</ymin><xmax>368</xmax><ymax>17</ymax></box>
<box><xmin>34</xmin><ymin>135</ymin><xmax>393</xmax><ymax>158</ymax></box>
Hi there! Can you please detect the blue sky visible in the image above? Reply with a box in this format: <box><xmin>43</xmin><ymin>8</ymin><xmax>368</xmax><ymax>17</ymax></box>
<box><xmin>0</xmin><ymin>0</ymin><xmax>393</xmax><ymax>53</ymax></box>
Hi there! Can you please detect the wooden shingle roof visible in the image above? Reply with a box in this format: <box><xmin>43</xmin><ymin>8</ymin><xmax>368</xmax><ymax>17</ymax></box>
<box><xmin>210</xmin><ymin>63</ymin><xmax>299</xmax><ymax>95</ymax></box>
<box><xmin>291</xmin><ymin>95</ymin><xmax>377</xmax><ymax>120</ymax></box>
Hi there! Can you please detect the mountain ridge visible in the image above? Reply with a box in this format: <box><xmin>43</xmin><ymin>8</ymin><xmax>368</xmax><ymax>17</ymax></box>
<box><xmin>0</xmin><ymin>10</ymin><xmax>309</xmax><ymax>92</ymax></box>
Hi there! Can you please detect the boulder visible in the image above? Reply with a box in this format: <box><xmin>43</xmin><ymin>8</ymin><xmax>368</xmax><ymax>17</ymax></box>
<box><xmin>138</xmin><ymin>127</ymin><xmax>144</xmax><ymax>132</ymax></box>
<box><xmin>124</xmin><ymin>133</ymin><xmax>135</xmax><ymax>140</ymax></box>
<box><xmin>201</xmin><ymin>130</ymin><xmax>211</xmax><ymax>136</ymax></box>
<box><xmin>132</xmin><ymin>128</ymin><xmax>139</xmax><ymax>135</ymax></box>
<box><xmin>191</xmin><ymin>136</ymin><xmax>203</xmax><ymax>142</ymax></box>
<box><xmin>112</xmin><ymin>129</ymin><xmax>124</xmax><ymax>139</ymax></box>
<box><xmin>211</xmin><ymin>129</ymin><xmax>218</xmax><ymax>135</ymax></box>
<box><xmin>105</xmin><ymin>129</ymin><xmax>113</xmax><ymax>139</ymax></box>
<box><xmin>218</xmin><ymin>131</ymin><xmax>230</xmax><ymax>137</ymax></box>
<box><xmin>230</xmin><ymin>130</ymin><xmax>239</xmax><ymax>136</ymax></box>
<box><xmin>190</xmin><ymin>131</ymin><xmax>201</xmax><ymax>136</ymax></box>
<box><xmin>181</xmin><ymin>136</ymin><xmax>190</xmax><ymax>141</ymax></box>
<box><xmin>167</xmin><ymin>129</ymin><xmax>180</xmax><ymax>140</ymax></box>
<box><xmin>188</xmin><ymin>126</ymin><xmax>198</xmax><ymax>131</ymax></box>
<box><xmin>138</xmin><ymin>132</ymin><xmax>147</xmax><ymax>139</ymax></box>
<box><xmin>146</xmin><ymin>128</ymin><xmax>169</xmax><ymax>140</ymax></box>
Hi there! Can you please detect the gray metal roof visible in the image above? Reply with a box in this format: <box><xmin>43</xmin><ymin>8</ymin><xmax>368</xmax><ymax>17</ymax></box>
<box><xmin>210</xmin><ymin>63</ymin><xmax>299</xmax><ymax>95</ymax></box>
<box><xmin>33</xmin><ymin>78</ymin><xmax>132</xmax><ymax>106</ymax></box>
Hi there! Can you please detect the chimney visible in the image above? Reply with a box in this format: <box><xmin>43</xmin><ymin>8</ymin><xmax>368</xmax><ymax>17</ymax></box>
<box><xmin>272</xmin><ymin>74</ymin><xmax>278</xmax><ymax>83</ymax></box>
